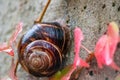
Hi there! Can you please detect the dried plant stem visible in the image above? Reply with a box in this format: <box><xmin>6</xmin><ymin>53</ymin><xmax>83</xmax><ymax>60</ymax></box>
<box><xmin>34</xmin><ymin>0</ymin><xmax>51</xmax><ymax>23</ymax></box>
<box><xmin>81</xmin><ymin>44</ymin><xmax>92</xmax><ymax>54</ymax></box>
<box><xmin>14</xmin><ymin>59</ymin><xmax>19</xmax><ymax>76</ymax></box>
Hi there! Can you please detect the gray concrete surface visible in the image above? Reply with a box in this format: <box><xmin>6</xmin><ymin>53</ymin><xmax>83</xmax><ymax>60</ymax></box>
<box><xmin>0</xmin><ymin>0</ymin><xmax>120</xmax><ymax>80</ymax></box>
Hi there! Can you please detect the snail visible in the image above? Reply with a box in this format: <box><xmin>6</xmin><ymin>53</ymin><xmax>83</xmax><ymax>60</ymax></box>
<box><xmin>17</xmin><ymin>0</ymin><xmax>70</xmax><ymax>77</ymax></box>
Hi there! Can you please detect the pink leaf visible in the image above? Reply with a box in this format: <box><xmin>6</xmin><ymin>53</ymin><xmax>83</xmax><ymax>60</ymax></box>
<box><xmin>8</xmin><ymin>58</ymin><xmax>18</xmax><ymax>80</ymax></box>
<box><xmin>74</xmin><ymin>27</ymin><xmax>83</xmax><ymax>55</ymax></box>
<box><xmin>73</xmin><ymin>27</ymin><xmax>89</xmax><ymax>67</ymax></box>
<box><xmin>1</xmin><ymin>58</ymin><xmax>18</xmax><ymax>80</ymax></box>
<box><xmin>0</xmin><ymin>22</ymin><xmax>23</xmax><ymax>56</ymax></box>
<box><xmin>61</xmin><ymin>27</ymin><xmax>89</xmax><ymax>80</ymax></box>
<box><xmin>0</xmin><ymin>43</ymin><xmax>14</xmax><ymax>56</ymax></box>
<box><xmin>95</xmin><ymin>22</ymin><xmax>120</xmax><ymax>70</ymax></box>
<box><xmin>0</xmin><ymin>43</ymin><xmax>9</xmax><ymax>51</ymax></box>
<box><xmin>9</xmin><ymin>22</ymin><xmax>23</xmax><ymax>45</ymax></box>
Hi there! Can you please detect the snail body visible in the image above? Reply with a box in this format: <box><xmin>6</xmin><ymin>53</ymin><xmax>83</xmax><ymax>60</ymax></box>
<box><xmin>18</xmin><ymin>22</ymin><xmax>70</xmax><ymax>77</ymax></box>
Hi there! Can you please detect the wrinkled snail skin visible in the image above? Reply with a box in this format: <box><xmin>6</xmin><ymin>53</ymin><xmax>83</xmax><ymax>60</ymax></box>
<box><xmin>18</xmin><ymin>22</ymin><xmax>70</xmax><ymax>77</ymax></box>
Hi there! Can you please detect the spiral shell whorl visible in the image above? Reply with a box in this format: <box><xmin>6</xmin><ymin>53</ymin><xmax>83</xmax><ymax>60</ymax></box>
<box><xmin>22</xmin><ymin>40</ymin><xmax>62</xmax><ymax>76</ymax></box>
<box><xmin>26</xmin><ymin>48</ymin><xmax>51</xmax><ymax>71</ymax></box>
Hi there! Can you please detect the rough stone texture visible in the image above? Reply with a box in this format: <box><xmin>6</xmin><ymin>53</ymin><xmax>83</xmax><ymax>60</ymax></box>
<box><xmin>0</xmin><ymin>0</ymin><xmax>120</xmax><ymax>80</ymax></box>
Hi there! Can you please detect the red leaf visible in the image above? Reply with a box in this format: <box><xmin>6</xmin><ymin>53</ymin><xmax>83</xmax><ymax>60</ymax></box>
<box><xmin>0</xmin><ymin>22</ymin><xmax>23</xmax><ymax>56</ymax></box>
<box><xmin>95</xmin><ymin>22</ymin><xmax>120</xmax><ymax>70</ymax></box>
<box><xmin>0</xmin><ymin>42</ymin><xmax>14</xmax><ymax>56</ymax></box>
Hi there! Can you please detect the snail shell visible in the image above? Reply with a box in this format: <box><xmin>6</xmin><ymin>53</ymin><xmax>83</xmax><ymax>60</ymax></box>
<box><xmin>18</xmin><ymin>22</ymin><xmax>70</xmax><ymax>77</ymax></box>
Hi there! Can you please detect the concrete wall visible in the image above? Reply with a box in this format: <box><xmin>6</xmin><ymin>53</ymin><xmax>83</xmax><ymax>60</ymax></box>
<box><xmin>0</xmin><ymin>0</ymin><xmax>120</xmax><ymax>80</ymax></box>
